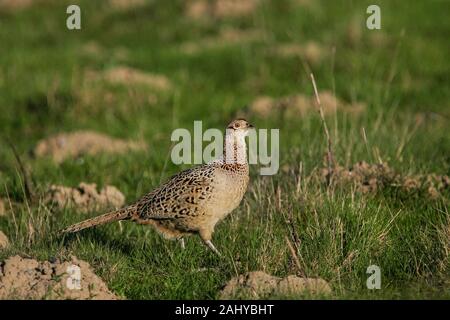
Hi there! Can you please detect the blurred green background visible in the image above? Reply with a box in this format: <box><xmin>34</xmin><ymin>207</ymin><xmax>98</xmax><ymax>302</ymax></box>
<box><xmin>0</xmin><ymin>0</ymin><xmax>448</xmax><ymax>299</ymax></box>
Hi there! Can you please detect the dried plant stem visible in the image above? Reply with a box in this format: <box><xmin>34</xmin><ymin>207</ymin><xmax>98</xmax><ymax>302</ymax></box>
<box><xmin>285</xmin><ymin>235</ymin><xmax>306</xmax><ymax>277</ymax></box>
<box><xmin>6</xmin><ymin>138</ymin><xmax>36</xmax><ymax>202</ymax></box>
<box><xmin>310</xmin><ymin>73</ymin><xmax>335</xmax><ymax>180</ymax></box>
<box><xmin>3</xmin><ymin>183</ymin><xmax>18</xmax><ymax>237</ymax></box>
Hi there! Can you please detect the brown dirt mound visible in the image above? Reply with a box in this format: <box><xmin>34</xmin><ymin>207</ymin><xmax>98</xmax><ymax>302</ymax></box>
<box><xmin>0</xmin><ymin>199</ymin><xmax>5</xmax><ymax>216</ymax></box>
<box><xmin>0</xmin><ymin>255</ymin><xmax>118</xmax><ymax>299</ymax></box>
<box><xmin>82</xmin><ymin>41</ymin><xmax>103</xmax><ymax>56</ymax></box>
<box><xmin>0</xmin><ymin>199</ymin><xmax>22</xmax><ymax>218</ymax></box>
<box><xmin>220</xmin><ymin>271</ymin><xmax>331</xmax><ymax>299</ymax></box>
<box><xmin>109</xmin><ymin>0</ymin><xmax>146</xmax><ymax>11</ymax></box>
<box><xmin>81</xmin><ymin>42</ymin><xmax>129</xmax><ymax>61</ymax></box>
<box><xmin>0</xmin><ymin>0</ymin><xmax>37</xmax><ymax>12</ymax></box>
<box><xmin>271</xmin><ymin>41</ymin><xmax>326</xmax><ymax>64</ymax></box>
<box><xmin>293</xmin><ymin>0</ymin><xmax>313</xmax><ymax>7</ymax></box>
<box><xmin>0</xmin><ymin>231</ymin><xmax>9</xmax><ymax>249</ymax></box>
<box><xmin>346</xmin><ymin>17</ymin><xmax>390</xmax><ymax>47</ymax></box>
<box><xmin>44</xmin><ymin>183</ymin><xmax>125</xmax><ymax>213</ymax></box>
<box><xmin>186</xmin><ymin>0</ymin><xmax>259</xmax><ymax>19</ymax></box>
<box><xmin>321</xmin><ymin>161</ymin><xmax>450</xmax><ymax>198</ymax></box>
<box><xmin>180</xmin><ymin>27</ymin><xmax>264</xmax><ymax>54</ymax></box>
<box><xmin>249</xmin><ymin>91</ymin><xmax>365</xmax><ymax>118</ymax></box>
<box><xmin>99</xmin><ymin>66</ymin><xmax>172</xmax><ymax>91</ymax></box>
<box><xmin>34</xmin><ymin>130</ymin><xmax>147</xmax><ymax>163</ymax></box>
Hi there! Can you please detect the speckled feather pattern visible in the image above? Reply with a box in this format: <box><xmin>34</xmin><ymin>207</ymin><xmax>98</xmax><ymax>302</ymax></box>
<box><xmin>133</xmin><ymin>161</ymin><xmax>249</xmax><ymax>240</ymax></box>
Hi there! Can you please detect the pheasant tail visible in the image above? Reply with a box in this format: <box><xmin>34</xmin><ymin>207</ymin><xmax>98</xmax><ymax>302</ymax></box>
<box><xmin>60</xmin><ymin>204</ymin><xmax>137</xmax><ymax>234</ymax></box>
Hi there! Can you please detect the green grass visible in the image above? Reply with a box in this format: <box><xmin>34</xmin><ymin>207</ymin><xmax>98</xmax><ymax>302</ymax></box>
<box><xmin>0</xmin><ymin>0</ymin><xmax>449</xmax><ymax>299</ymax></box>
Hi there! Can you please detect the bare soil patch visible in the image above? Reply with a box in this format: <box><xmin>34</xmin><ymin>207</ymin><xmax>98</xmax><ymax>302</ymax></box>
<box><xmin>346</xmin><ymin>18</ymin><xmax>390</xmax><ymax>47</ymax></box>
<box><xmin>0</xmin><ymin>231</ymin><xmax>9</xmax><ymax>249</ymax></box>
<box><xmin>271</xmin><ymin>41</ymin><xmax>326</xmax><ymax>64</ymax></box>
<box><xmin>109</xmin><ymin>0</ymin><xmax>146</xmax><ymax>11</ymax></box>
<box><xmin>44</xmin><ymin>182</ymin><xmax>125</xmax><ymax>213</ymax></box>
<box><xmin>186</xmin><ymin>0</ymin><xmax>260</xmax><ymax>19</ymax></box>
<box><xmin>34</xmin><ymin>130</ymin><xmax>147</xmax><ymax>163</ymax></box>
<box><xmin>293</xmin><ymin>0</ymin><xmax>313</xmax><ymax>7</ymax></box>
<box><xmin>321</xmin><ymin>161</ymin><xmax>450</xmax><ymax>199</ymax></box>
<box><xmin>81</xmin><ymin>42</ymin><xmax>129</xmax><ymax>61</ymax></box>
<box><xmin>0</xmin><ymin>255</ymin><xmax>118</xmax><ymax>299</ymax></box>
<box><xmin>220</xmin><ymin>271</ymin><xmax>331</xmax><ymax>299</ymax></box>
<box><xmin>249</xmin><ymin>91</ymin><xmax>365</xmax><ymax>118</ymax></box>
<box><xmin>0</xmin><ymin>198</ymin><xmax>5</xmax><ymax>217</ymax></box>
<box><xmin>180</xmin><ymin>27</ymin><xmax>264</xmax><ymax>54</ymax></box>
<box><xmin>81</xmin><ymin>41</ymin><xmax>103</xmax><ymax>56</ymax></box>
<box><xmin>87</xmin><ymin>66</ymin><xmax>173</xmax><ymax>91</ymax></box>
<box><xmin>0</xmin><ymin>0</ymin><xmax>38</xmax><ymax>12</ymax></box>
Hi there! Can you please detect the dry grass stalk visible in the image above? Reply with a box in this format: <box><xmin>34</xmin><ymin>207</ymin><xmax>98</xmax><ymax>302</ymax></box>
<box><xmin>285</xmin><ymin>235</ymin><xmax>306</xmax><ymax>277</ymax></box>
<box><xmin>6</xmin><ymin>138</ymin><xmax>36</xmax><ymax>203</ymax></box>
<box><xmin>310</xmin><ymin>73</ymin><xmax>336</xmax><ymax>184</ymax></box>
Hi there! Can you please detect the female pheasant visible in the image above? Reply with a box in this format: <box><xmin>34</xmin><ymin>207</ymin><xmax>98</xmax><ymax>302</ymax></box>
<box><xmin>61</xmin><ymin>119</ymin><xmax>254</xmax><ymax>256</ymax></box>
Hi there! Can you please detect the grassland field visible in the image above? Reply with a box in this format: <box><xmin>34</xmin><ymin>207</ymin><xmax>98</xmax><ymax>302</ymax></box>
<box><xmin>0</xmin><ymin>0</ymin><xmax>449</xmax><ymax>299</ymax></box>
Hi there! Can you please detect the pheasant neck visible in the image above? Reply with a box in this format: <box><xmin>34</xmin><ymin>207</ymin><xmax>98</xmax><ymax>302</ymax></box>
<box><xmin>223</xmin><ymin>131</ymin><xmax>247</xmax><ymax>165</ymax></box>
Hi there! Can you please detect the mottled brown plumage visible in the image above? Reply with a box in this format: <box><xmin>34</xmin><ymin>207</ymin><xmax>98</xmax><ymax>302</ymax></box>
<box><xmin>61</xmin><ymin>119</ymin><xmax>253</xmax><ymax>255</ymax></box>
